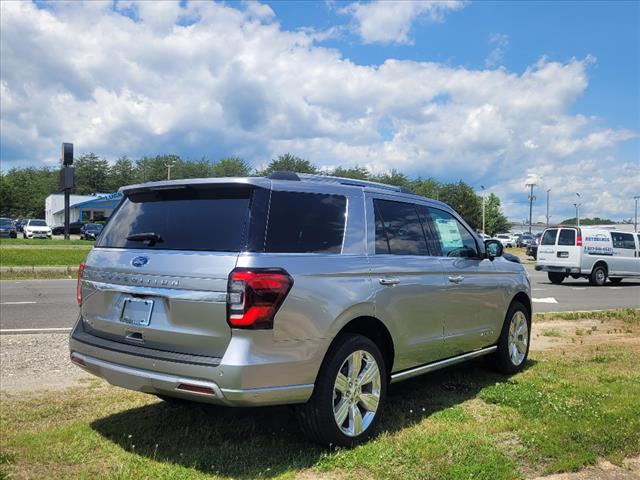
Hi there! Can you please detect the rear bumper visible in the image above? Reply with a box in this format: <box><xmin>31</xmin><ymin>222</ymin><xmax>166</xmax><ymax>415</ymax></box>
<box><xmin>69</xmin><ymin>319</ymin><xmax>325</xmax><ymax>407</ymax></box>
<box><xmin>535</xmin><ymin>264</ymin><xmax>581</xmax><ymax>274</ymax></box>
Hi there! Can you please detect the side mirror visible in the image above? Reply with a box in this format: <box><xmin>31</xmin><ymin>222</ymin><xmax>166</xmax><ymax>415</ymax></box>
<box><xmin>485</xmin><ymin>239</ymin><xmax>503</xmax><ymax>260</ymax></box>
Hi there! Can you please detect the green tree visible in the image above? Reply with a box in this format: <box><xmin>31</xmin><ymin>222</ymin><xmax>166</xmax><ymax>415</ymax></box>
<box><xmin>0</xmin><ymin>167</ymin><xmax>58</xmax><ymax>218</ymax></box>
<box><xmin>330</xmin><ymin>166</ymin><xmax>370</xmax><ymax>180</ymax></box>
<box><xmin>258</xmin><ymin>153</ymin><xmax>318</xmax><ymax>175</ymax></box>
<box><xmin>74</xmin><ymin>153</ymin><xmax>110</xmax><ymax>194</ymax></box>
<box><xmin>371</xmin><ymin>169</ymin><xmax>410</xmax><ymax>187</ymax></box>
<box><xmin>438</xmin><ymin>181</ymin><xmax>482</xmax><ymax>230</ymax></box>
<box><xmin>211</xmin><ymin>157</ymin><xmax>252</xmax><ymax>177</ymax></box>
<box><xmin>135</xmin><ymin>155</ymin><xmax>181</xmax><ymax>182</ymax></box>
<box><xmin>411</xmin><ymin>178</ymin><xmax>442</xmax><ymax>199</ymax></box>
<box><xmin>107</xmin><ymin>156</ymin><xmax>137</xmax><ymax>191</ymax></box>
<box><xmin>483</xmin><ymin>193</ymin><xmax>510</xmax><ymax>236</ymax></box>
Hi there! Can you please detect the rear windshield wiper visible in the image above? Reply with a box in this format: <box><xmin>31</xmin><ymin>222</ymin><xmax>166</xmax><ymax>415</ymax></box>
<box><xmin>126</xmin><ymin>232</ymin><xmax>163</xmax><ymax>246</ymax></box>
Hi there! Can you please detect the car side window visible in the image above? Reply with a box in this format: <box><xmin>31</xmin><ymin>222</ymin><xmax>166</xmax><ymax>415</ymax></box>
<box><xmin>426</xmin><ymin>207</ymin><xmax>478</xmax><ymax>258</ymax></box>
<box><xmin>373</xmin><ymin>199</ymin><xmax>429</xmax><ymax>255</ymax></box>
<box><xmin>611</xmin><ymin>232</ymin><xmax>636</xmax><ymax>250</ymax></box>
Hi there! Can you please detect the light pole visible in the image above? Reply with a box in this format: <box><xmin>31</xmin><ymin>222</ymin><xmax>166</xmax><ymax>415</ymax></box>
<box><xmin>481</xmin><ymin>185</ymin><xmax>486</xmax><ymax>235</ymax></box>
<box><xmin>634</xmin><ymin>196</ymin><xmax>639</xmax><ymax>232</ymax></box>
<box><xmin>546</xmin><ymin>189</ymin><xmax>551</xmax><ymax>227</ymax></box>
<box><xmin>526</xmin><ymin>181</ymin><xmax>536</xmax><ymax>233</ymax></box>
<box><xmin>165</xmin><ymin>159</ymin><xmax>175</xmax><ymax>180</ymax></box>
<box><xmin>575</xmin><ymin>193</ymin><xmax>581</xmax><ymax>227</ymax></box>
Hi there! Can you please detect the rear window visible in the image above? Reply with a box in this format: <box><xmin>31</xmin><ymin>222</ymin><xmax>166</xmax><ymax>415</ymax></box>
<box><xmin>558</xmin><ymin>229</ymin><xmax>576</xmax><ymax>246</ymax></box>
<box><xmin>541</xmin><ymin>229</ymin><xmax>558</xmax><ymax>246</ymax></box>
<box><xmin>264</xmin><ymin>191</ymin><xmax>346</xmax><ymax>253</ymax></box>
<box><xmin>96</xmin><ymin>186</ymin><xmax>253</xmax><ymax>251</ymax></box>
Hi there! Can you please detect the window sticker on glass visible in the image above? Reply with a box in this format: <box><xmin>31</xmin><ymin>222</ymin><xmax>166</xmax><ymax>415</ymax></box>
<box><xmin>434</xmin><ymin>218</ymin><xmax>463</xmax><ymax>250</ymax></box>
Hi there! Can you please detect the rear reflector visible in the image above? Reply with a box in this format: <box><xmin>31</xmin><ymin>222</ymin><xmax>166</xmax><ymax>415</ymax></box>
<box><xmin>176</xmin><ymin>383</ymin><xmax>216</xmax><ymax>396</ymax></box>
<box><xmin>76</xmin><ymin>262</ymin><xmax>86</xmax><ymax>305</ymax></box>
<box><xmin>227</xmin><ymin>268</ymin><xmax>293</xmax><ymax>329</ymax></box>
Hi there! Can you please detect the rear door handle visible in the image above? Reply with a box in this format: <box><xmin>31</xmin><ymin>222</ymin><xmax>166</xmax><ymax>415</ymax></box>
<box><xmin>379</xmin><ymin>277</ymin><xmax>400</xmax><ymax>286</ymax></box>
<box><xmin>448</xmin><ymin>275</ymin><xmax>465</xmax><ymax>284</ymax></box>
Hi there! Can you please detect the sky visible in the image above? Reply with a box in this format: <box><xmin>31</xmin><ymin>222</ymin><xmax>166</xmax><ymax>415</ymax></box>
<box><xmin>0</xmin><ymin>0</ymin><xmax>638</xmax><ymax>223</ymax></box>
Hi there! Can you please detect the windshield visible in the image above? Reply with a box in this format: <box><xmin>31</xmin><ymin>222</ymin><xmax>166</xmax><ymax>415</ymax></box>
<box><xmin>29</xmin><ymin>220</ymin><xmax>47</xmax><ymax>227</ymax></box>
<box><xmin>0</xmin><ymin>218</ymin><xmax>13</xmax><ymax>227</ymax></box>
<box><xmin>97</xmin><ymin>185</ymin><xmax>254</xmax><ymax>251</ymax></box>
<box><xmin>85</xmin><ymin>224</ymin><xmax>103</xmax><ymax>231</ymax></box>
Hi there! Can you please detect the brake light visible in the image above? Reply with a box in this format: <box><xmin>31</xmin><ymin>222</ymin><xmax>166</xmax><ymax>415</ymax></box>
<box><xmin>576</xmin><ymin>234</ymin><xmax>582</xmax><ymax>247</ymax></box>
<box><xmin>227</xmin><ymin>268</ymin><xmax>293</xmax><ymax>329</ymax></box>
<box><xmin>76</xmin><ymin>262</ymin><xmax>86</xmax><ymax>305</ymax></box>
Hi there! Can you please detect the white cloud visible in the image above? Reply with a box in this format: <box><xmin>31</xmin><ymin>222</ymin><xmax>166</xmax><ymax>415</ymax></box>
<box><xmin>342</xmin><ymin>0</ymin><xmax>465</xmax><ymax>45</ymax></box>
<box><xmin>485</xmin><ymin>33</ymin><xmax>509</xmax><ymax>68</ymax></box>
<box><xmin>0</xmin><ymin>1</ymin><xmax>636</xmax><ymax>221</ymax></box>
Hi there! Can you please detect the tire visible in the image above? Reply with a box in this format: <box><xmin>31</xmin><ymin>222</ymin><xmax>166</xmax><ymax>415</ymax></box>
<box><xmin>493</xmin><ymin>301</ymin><xmax>531</xmax><ymax>374</ymax></box>
<box><xmin>296</xmin><ymin>334</ymin><xmax>387</xmax><ymax>447</ymax></box>
<box><xmin>609</xmin><ymin>278</ymin><xmax>622</xmax><ymax>285</ymax></box>
<box><xmin>590</xmin><ymin>264</ymin><xmax>607</xmax><ymax>286</ymax></box>
<box><xmin>548</xmin><ymin>272</ymin><xmax>565</xmax><ymax>284</ymax></box>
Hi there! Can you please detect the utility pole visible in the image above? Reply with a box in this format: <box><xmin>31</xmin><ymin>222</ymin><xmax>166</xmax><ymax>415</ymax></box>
<box><xmin>481</xmin><ymin>185</ymin><xmax>486</xmax><ymax>235</ymax></box>
<box><xmin>546</xmin><ymin>189</ymin><xmax>551</xmax><ymax>227</ymax></box>
<box><xmin>575</xmin><ymin>193</ymin><xmax>581</xmax><ymax>227</ymax></box>
<box><xmin>634</xmin><ymin>195</ymin><xmax>639</xmax><ymax>232</ymax></box>
<box><xmin>526</xmin><ymin>181</ymin><xmax>536</xmax><ymax>233</ymax></box>
<box><xmin>165</xmin><ymin>159</ymin><xmax>175</xmax><ymax>180</ymax></box>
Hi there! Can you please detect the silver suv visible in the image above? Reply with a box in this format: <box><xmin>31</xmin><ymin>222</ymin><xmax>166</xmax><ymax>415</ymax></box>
<box><xmin>69</xmin><ymin>173</ymin><xmax>531</xmax><ymax>446</ymax></box>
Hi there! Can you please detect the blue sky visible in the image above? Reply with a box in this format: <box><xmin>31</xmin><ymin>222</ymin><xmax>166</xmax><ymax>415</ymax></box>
<box><xmin>1</xmin><ymin>0</ymin><xmax>638</xmax><ymax>222</ymax></box>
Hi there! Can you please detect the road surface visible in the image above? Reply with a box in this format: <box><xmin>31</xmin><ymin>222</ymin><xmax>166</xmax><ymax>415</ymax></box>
<box><xmin>1</xmin><ymin>267</ymin><xmax>638</xmax><ymax>333</ymax></box>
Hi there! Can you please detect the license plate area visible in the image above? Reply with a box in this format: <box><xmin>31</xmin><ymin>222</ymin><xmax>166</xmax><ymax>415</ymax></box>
<box><xmin>120</xmin><ymin>297</ymin><xmax>154</xmax><ymax>327</ymax></box>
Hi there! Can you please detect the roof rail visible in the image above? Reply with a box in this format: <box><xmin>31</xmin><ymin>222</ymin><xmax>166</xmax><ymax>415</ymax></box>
<box><xmin>266</xmin><ymin>171</ymin><xmax>416</xmax><ymax>194</ymax></box>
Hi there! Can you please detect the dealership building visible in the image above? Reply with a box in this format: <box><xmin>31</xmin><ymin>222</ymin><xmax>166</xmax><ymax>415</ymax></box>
<box><xmin>45</xmin><ymin>192</ymin><xmax>123</xmax><ymax>227</ymax></box>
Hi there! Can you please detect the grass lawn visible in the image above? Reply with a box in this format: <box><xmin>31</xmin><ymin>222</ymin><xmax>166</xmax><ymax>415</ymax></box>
<box><xmin>0</xmin><ymin>248</ymin><xmax>89</xmax><ymax>267</ymax></box>
<box><xmin>0</xmin><ymin>238</ymin><xmax>91</xmax><ymax>247</ymax></box>
<box><xmin>1</xmin><ymin>310</ymin><xmax>639</xmax><ymax>480</ymax></box>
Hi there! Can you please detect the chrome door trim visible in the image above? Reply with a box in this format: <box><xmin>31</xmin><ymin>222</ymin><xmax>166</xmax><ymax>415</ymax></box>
<box><xmin>390</xmin><ymin>346</ymin><xmax>497</xmax><ymax>383</ymax></box>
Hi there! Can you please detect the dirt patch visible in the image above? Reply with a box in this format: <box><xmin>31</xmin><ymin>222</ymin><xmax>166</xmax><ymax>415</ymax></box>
<box><xmin>531</xmin><ymin>318</ymin><xmax>640</xmax><ymax>353</ymax></box>
<box><xmin>0</xmin><ymin>333</ymin><xmax>92</xmax><ymax>392</ymax></box>
<box><xmin>533</xmin><ymin>456</ymin><xmax>640</xmax><ymax>480</ymax></box>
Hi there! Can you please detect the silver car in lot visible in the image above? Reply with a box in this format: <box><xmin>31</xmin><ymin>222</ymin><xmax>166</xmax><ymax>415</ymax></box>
<box><xmin>69</xmin><ymin>173</ymin><xmax>532</xmax><ymax>446</ymax></box>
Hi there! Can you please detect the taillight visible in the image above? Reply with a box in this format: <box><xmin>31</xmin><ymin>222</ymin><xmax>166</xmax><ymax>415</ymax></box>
<box><xmin>227</xmin><ymin>268</ymin><xmax>293</xmax><ymax>329</ymax></box>
<box><xmin>576</xmin><ymin>234</ymin><xmax>582</xmax><ymax>247</ymax></box>
<box><xmin>76</xmin><ymin>262</ymin><xmax>86</xmax><ymax>305</ymax></box>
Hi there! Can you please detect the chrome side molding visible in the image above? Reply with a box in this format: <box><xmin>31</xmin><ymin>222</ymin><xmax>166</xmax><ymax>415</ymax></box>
<box><xmin>390</xmin><ymin>346</ymin><xmax>498</xmax><ymax>383</ymax></box>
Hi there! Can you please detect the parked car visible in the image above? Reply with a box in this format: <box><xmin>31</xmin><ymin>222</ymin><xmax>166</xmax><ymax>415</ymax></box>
<box><xmin>14</xmin><ymin>218</ymin><xmax>27</xmax><ymax>232</ymax></box>
<box><xmin>23</xmin><ymin>219</ymin><xmax>52</xmax><ymax>239</ymax></box>
<box><xmin>70</xmin><ymin>173</ymin><xmax>532</xmax><ymax>446</ymax></box>
<box><xmin>517</xmin><ymin>233</ymin><xmax>536</xmax><ymax>248</ymax></box>
<box><xmin>494</xmin><ymin>233</ymin><xmax>514</xmax><ymax>248</ymax></box>
<box><xmin>80</xmin><ymin>223</ymin><xmax>103</xmax><ymax>241</ymax></box>
<box><xmin>52</xmin><ymin>222</ymin><xmax>84</xmax><ymax>235</ymax></box>
<box><xmin>536</xmin><ymin>227</ymin><xmax>640</xmax><ymax>285</ymax></box>
<box><xmin>0</xmin><ymin>217</ymin><xmax>18</xmax><ymax>238</ymax></box>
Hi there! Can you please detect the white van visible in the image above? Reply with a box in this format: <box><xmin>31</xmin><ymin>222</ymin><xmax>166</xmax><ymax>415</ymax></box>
<box><xmin>535</xmin><ymin>227</ymin><xmax>640</xmax><ymax>286</ymax></box>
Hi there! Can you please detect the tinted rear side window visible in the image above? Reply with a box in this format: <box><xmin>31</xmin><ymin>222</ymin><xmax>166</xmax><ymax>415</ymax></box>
<box><xmin>374</xmin><ymin>199</ymin><xmax>429</xmax><ymax>255</ymax></box>
<box><xmin>97</xmin><ymin>186</ymin><xmax>253</xmax><ymax>251</ymax></box>
<box><xmin>558</xmin><ymin>229</ymin><xmax>576</xmax><ymax>246</ymax></box>
<box><xmin>264</xmin><ymin>191</ymin><xmax>346</xmax><ymax>253</ymax></box>
<box><xmin>541</xmin><ymin>229</ymin><xmax>558</xmax><ymax>245</ymax></box>
<box><xmin>612</xmin><ymin>232</ymin><xmax>636</xmax><ymax>249</ymax></box>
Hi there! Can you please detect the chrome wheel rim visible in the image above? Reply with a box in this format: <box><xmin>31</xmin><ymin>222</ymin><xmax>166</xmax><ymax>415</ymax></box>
<box><xmin>333</xmin><ymin>350</ymin><xmax>381</xmax><ymax>437</ymax></box>
<box><xmin>508</xmin><ymin>311</ymin><xmax>529</xmax><ymax>366</ymax></box>
<box><xmin>596</xmin><ymin>269</ymin><xmax>605</xmax><ymax>283</ymax></box>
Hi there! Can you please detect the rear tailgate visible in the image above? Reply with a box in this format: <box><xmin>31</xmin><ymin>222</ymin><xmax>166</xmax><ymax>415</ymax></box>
<box><xmin>78</xmin><ymin>182</ymin><xmax>265</xmax><ymax>359</ymax></box>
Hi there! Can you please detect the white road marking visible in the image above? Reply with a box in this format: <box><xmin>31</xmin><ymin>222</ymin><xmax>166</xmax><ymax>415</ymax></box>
<box><xmin>0</xmin><ymin>327</ymin><xmax>71</xmax><ymax>334</ymax></box>
<box><xmin>532</xmin><ymin>288</ymin><xmax>546</xmax><ymax>291</ymax></box>
<box><xmin>571</xmin><ymin>288</ymin><xmax>587</xmax><ymax>291</ymax></box>
<box><xmin>0</xmin><ymin>301</ymin><xmax>37</xmax><ymax>305</ymax></box>
<box><xmin>532</xmin><ymin>297</ymin><xmax>558</xmax><ymax>304</ymax></box>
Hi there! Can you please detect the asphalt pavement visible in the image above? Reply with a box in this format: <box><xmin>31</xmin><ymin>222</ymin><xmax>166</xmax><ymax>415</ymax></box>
<box><xmin>0</xmin><ymin>268</ymin><xmax>638</xmax><ymax>333</ymax></box>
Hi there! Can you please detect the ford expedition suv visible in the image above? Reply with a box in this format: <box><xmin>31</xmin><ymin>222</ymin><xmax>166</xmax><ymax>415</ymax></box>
<box><xmin>70</xmin><ymin>173</ymin><xmax>532</xmax><ymax>446</ymax></box>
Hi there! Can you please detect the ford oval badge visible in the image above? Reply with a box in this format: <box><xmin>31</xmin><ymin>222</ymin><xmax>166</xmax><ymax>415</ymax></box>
<box><xmin>131</xmin><ymin>256</ymin><xmax>149</xmax><ymax>267</ymax></box>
